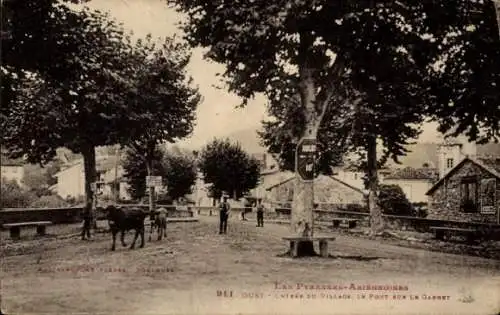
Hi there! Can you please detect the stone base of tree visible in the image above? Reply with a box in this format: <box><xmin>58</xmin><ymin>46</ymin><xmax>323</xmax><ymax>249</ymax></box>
<box><xmin>283</xmin><ymin>237</ymin><xmax>336</xmax><ymax>257</ymax></box>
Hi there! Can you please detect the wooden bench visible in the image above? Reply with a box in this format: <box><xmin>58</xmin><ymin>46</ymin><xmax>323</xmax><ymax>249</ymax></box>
<box><xmin>429</xmin><ymin>226</ymin><xmax>479</xmax><ymax>243</ymax></box>
<box><xmin>282</xmin><ymin>236</ymin><xmax>336</xmax><ymax>258</ymax></box>
<box><xmin>2</xmin><ymin>221</ymin><xmax>52</xmax><ymax>240</ymax></box>
<box><xmin>331</xmin><ymin>218</ymin><xmax>359</xmax><ymax>229</ymax></box>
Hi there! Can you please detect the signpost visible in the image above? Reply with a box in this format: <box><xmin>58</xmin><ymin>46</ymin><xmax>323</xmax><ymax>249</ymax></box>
<box><xmin>296</xmin><ymin>138</ymin><xmax>317</xmax><ymax>181</ymax></box>
<box><xmin>146</xmin><ymin>176</ymin><xmax>162</xmax><ymax>188</ymax></box>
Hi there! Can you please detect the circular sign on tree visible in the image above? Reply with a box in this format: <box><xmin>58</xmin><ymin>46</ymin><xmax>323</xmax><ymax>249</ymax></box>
<box><xmin>296</xmin><ymin>138</ymin><xmax>316</xmax><ymax>181</ymax></box>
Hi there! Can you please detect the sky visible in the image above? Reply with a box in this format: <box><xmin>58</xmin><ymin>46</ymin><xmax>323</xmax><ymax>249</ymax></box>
<box><xmin>83</xmin><ymin>0</ymin><xmax>442</xmax><ymax>150</ymax></box>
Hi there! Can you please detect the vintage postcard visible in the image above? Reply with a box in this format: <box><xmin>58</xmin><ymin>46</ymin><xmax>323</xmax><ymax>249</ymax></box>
<box><xmin>1</xmin><ymin>0</ymin><xmax>499</xmax><ymax>314</ymax></box>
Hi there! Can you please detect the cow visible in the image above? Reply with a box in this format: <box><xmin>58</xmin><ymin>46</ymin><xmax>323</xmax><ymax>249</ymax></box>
<box><xmin>105</xmin><ymin>205</ymin><xmax>147</xmax><ymax>251</ymax></box>
<box><xmin>149</xmin><ymin>207</ymin><xmax>167</xmax><ymax>241</ymax></box>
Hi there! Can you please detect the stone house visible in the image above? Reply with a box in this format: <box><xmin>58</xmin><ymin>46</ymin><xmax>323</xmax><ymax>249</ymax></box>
<box><xmin>265</xmin><ymin>174</ymin><xmax>366</xmax><ymax>208</ymax></box>
<box><xmin>425</xmin><ymin>157</ymin><xmax>500</xmax><ymax>224</ymax></box>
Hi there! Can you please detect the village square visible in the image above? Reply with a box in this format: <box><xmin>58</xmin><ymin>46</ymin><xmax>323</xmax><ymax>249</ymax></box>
<box><xmin>1</xmin><ymin>0</ymin><xmax>500</xmax><ymax>314</ymax></box>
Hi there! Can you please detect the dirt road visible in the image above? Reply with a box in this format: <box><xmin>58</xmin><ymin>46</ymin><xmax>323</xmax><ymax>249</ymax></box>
<box><xmin>1</xmin><ymin>216</ymin><xmax>499</xmax><ymax>315</ymax></box>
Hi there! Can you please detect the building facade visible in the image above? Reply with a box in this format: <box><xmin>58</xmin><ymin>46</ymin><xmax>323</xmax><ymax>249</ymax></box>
<box><xmin>382</xmin><ymin>167</ymin><xmax>438</xmax><ymax>203</ymax></box>
<box><xmin>426</xmin><ymin>157</ymin><xmax>500</xmax><ymax>224</ymax></box>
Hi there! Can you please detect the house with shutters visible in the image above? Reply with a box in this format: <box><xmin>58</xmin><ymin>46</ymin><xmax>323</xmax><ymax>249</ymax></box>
<box><xmin>425</xmin><ymin>156</ymin><xmax>500</xmax><ymax>224</ymax></box>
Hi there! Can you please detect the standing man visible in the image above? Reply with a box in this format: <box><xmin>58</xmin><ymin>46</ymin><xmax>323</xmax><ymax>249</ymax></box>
<box><xmin>81</xmin><ymin>204</ymin><xmax>92</xmax><ymax>240</ymax></box>
<box><xmin>219</xmin><ymin>195</ymin><xmax>230</xmax><ymax>234</ymax></box>
<box><xmin>256</xmin><ymin>199</ymin><xmax>264</xmax><ymax>227</ymax></box>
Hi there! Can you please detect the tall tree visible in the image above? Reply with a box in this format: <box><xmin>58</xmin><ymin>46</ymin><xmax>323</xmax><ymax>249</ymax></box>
<box><xmin>170</xmin><ymin>0</ymin><xmax>500</xmax><ymax>253</ymax></box>
<box><xmin>1</xmin><ymin>7</ymin><xmax>199</xmax><ymax>219</ymax></box>
<box><xmin>163</xmin><ymin>151</ymin><xmax>197</xmax><ymax>201</ymax></box>
<box><xmin>2</xmin><ymin>8</ymin><xmax>134</xmax><ymax>216</ymax></box>
<box><xmin>125</xmin><ymin>35</ymin><xmax>201</xmax><ymax>212</ymax></box>
<box><xmin>199</xmin><ymin>139</ymin><xmax>260</xmax><ymax>201</ymax></box>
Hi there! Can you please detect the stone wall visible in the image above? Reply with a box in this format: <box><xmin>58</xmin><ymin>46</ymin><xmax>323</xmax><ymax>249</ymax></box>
<box><xmin>428</xmin><ymin>161</ymin><xmax>499</xmax><ymax>223</ymax></box>
<box><xmin>267</xmin><ymin>175</ymin><xmax>365</xmax><ymax>205</ymax></box>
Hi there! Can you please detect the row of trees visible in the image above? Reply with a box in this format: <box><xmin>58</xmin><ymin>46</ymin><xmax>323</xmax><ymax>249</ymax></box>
<box><xmin>168</xmin><ymin>0</ymin><xmax>500</xmax><ymax>254</ymax></box>
<box><xmin>122</xmin><ymin>139</ymin><xmax>261</xmax><ymax>204</ymax></box>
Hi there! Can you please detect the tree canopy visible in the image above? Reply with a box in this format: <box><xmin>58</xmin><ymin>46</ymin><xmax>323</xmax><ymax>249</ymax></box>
<box><xmin>2</xmin><ymin>2</ymin><xmax>200</xmax><ymax>212</ymax></box>
<box><xmin>123</xmin><ymin>146</ymin><xmax>165</xmax><ymax>201</ymax></box>
<box><xmin>169</xmin><ymin>0</ymin><xmax>500</xmax><ymax>241</ymax></box>
<box><xmin>123</xmin><ymin>147</ymin><xmax>197</xmax><ymax>201</ymax></box>
<box><xmin>198</xmin><ymin>139</ymin><xmax>260</xmax><ymax>200</ymax></box>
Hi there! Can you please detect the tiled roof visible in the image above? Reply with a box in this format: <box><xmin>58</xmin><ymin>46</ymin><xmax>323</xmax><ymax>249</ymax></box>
<box><xmin>384</xmin><ymin>167</ymin><xmax>438</xmax><ymax>180</ymax></box>
<box><xmin>426</xmin><ymin>157</ymin><xmax>500</xmax><ymax>195</ymax></box>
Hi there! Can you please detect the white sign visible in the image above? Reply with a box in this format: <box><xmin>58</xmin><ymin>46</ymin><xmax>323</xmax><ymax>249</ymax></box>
<box><xmin>302</xmin><ymin>144</ymin><xmax>316</xmax><ymax>153</ymax></box>
<box><xmin>146</xmin><ymin>176</ymin><xmax>162</xmax><ymax>187</ymax></box>
<box><xmin>481</xmin><ymin>206</ymin><xmax>496</xmax><ymax>215</ymax></box>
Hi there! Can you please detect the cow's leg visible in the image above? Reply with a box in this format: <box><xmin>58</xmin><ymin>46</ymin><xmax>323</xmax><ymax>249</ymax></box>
<box><xmin>121</xmin><ymin>230</ymin><xmax>127</xmax><ymax>247</ymax></box>
<box><xmin>157</xmin><ymin>224</ymin><xmax>162</xmax><ymax>241</ymax></box>
<box><xmin>140</xmin><ymin>226</ymin><xmax>145</xmax><ymax>248</ymax></box>
<box><xmin>149</xmin><ymin>221</ymin><xmax>154</xmax><ymax>242</ymax></box>
<box><xmin>163</xmin><ymin>222</ymin><xmax>167</xmax><ymax>238</ymax></box>
<box><xmin>130</xmin><ymin>229</ymin><xmax>139</xmax><ymax>249</ymax></box>
<box><xmin>111</xmin><ymin>230</ymin><xmax>117</xmax><ymax>251</ymax></box>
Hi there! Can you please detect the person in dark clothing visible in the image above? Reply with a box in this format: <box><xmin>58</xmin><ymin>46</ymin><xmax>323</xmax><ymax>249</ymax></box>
<box><xmin>219</xmin><ymin>196</ymin><xmax>230</xmax><ymax>234</ymax></box>
<box><xmin>81</xmin><ymin>204</ymin><xmax>93</xmax><ymax>240</ymax></box>
<box><xmin>256</xmin><ymin>200</ymin><xmax>264</xmax><ymax>227</ymax></box>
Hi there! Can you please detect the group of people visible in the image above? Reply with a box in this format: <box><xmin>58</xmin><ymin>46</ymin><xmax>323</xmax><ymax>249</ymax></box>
<box><xmin>219</xmin><ymin>195</ymin><xmax>265</xmax><ymax>234</ymax></box>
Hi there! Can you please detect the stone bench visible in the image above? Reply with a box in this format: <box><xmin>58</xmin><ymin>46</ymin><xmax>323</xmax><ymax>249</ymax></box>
<box><xmin>2</xmin><ymin>221</ymin><xmax>53</xmax><ymax>240</ymax></box>
<box><xmin>282</xmin><ymin>236</ymin><xmax>336</xmax><ymax>258</ymax></box>
<box><xmin>429</xmin><ymin>226</ymin><xmax>479</xmax><ymax>243</ymax></box>
<box><xmin>331</xmin><ymin>218</ymin><xmax>359</xmax><ymax>229</ymax></box>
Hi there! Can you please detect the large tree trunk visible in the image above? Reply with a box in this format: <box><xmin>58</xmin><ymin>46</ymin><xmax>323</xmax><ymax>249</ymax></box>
<box><xmin>291</xmin><ymin>64</ymin><xmax>318</xmax><ymax>256</ymax></box>
<box><xmin>82</xmin><ymin>143</ymin><xmax>97</xmax><ymax>229</ymax></box>
<box><xmin>366</xmin><ymin>135</ymin><xmax>384</xmax><ymax>235</ymax></box>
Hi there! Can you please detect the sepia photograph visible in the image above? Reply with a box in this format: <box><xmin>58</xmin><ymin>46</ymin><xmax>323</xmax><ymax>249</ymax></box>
<box><xmin>1</xmin><ymin>0</ymin><xmax>499</xmax><ymax>314</ymax></box>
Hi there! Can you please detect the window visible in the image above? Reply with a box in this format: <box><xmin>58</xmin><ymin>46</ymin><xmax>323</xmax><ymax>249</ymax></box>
<box><xmin>446</xmin><ymin>158</ymin><xmax>454</xmax><ymax>169</ymax></box>
<box><xmin>354</xmin><ymin>173</ymin><xmax>358</xmax><ymax>180</ymax></box>
<box><xmin>460</xmin><ymin>177</ymin><xmax>478</xmax><ymax>213</ymax></box>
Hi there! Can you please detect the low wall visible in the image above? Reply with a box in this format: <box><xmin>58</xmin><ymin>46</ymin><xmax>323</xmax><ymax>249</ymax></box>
<box><xmin>0</xmin><ymin>207</ymin><xmax>83</xmax><ymax>225</ymax></box>
<box><xmin>191</xmin><ymin>205</ymin><xmax>500</xmax><ymax>238</ymax></box>
<box><xmin>117</xmin><ymin>204</ymin><xmax>194</xmax><ymax>218</ymax></box>
<box><xmin>0</xmin><ymin>205</ymin><xmax>194</xmax><ymax>227</ymax></box>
